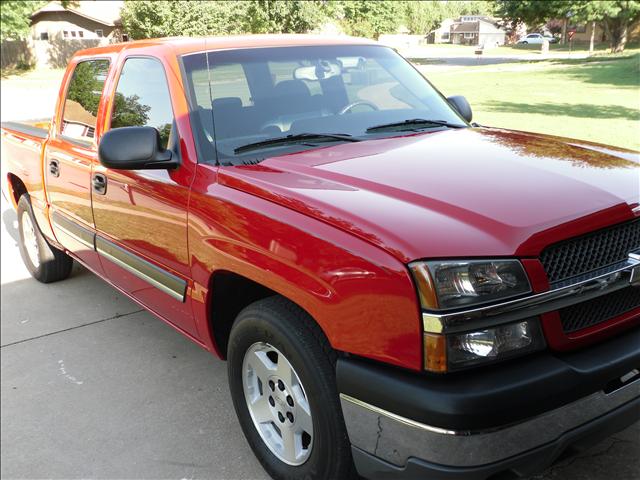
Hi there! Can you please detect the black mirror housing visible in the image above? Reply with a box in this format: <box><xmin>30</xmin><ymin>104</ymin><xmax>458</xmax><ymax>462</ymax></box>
<box><xmin>98</xmin><ymin>126</ymin><xmax>179</xmax><ymax>170</ymax></box>
<box><xmin>447</xmin><ymin>95</ymin><xmax>473</xmax><ymax>123</ymax></box>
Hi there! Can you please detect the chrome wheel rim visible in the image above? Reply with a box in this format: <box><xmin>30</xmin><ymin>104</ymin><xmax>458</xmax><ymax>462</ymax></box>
<box><xmin>242</xmin><ymin>342</ymin><xmax>313</xmax><ymax>465</ymax></box>
<box><xmin>21</xmin><ymin>211</ymin><xmax>39</xmax><ymax>267</ymax></box>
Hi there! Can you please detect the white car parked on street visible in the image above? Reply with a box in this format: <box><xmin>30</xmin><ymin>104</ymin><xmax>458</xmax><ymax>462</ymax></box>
<box><xmin>517</xmin><ymin>33</ymin><xmax>558</xmax><ymax>44</ymax></box>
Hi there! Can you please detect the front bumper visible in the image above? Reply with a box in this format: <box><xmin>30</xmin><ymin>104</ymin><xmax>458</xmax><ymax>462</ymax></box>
<box><xmin>338</xmin><ymin>329</ymin><xmax>640</xmax><ymax>479</ymax></box>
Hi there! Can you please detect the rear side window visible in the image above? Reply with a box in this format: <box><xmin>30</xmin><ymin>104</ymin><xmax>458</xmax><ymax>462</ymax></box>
<box><xmin>110</xmin><ymin>57</ymin><xmax>174</xmax><ymax>149</ymax></box>
<box><xmin>61</xmin><ymin>59</ymin><xmax>110</xmax><ymax>144</ymax></box>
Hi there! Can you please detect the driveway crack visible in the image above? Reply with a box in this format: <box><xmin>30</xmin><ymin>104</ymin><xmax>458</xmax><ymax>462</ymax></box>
<box><xmin>0</xmin><ymin>309</ymin><xmax>144</xmax><ymax>348</ymax></box>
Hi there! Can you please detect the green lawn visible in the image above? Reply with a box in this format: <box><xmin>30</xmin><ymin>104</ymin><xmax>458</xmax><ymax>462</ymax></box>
<box><xmin>422</xmin><ymin>54</ymin><xmax>640</xmax><ymax>151</ymax></box>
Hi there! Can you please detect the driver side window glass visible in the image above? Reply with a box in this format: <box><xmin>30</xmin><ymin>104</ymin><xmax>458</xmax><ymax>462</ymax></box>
<box><xmin>110</xmin><ymin>57</ymin><xmax>174</xmax><ymax>148</ymax></box>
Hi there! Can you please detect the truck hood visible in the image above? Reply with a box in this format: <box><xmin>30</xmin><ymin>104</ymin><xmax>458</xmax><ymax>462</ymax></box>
<box><xmin>219</xmin><ymin>128</ymin><xmax>640</xmax><ymax>263</ymax></box>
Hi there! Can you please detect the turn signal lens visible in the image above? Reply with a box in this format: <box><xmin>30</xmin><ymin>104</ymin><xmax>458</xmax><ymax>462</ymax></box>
<box><xmin>410</xmin><ymin>262</ymin><xmax>439</xmax><ymax>309</ymax></box>
<box><xmin>424</xmin><ymin>333</ymin><xmax>447</xmax><ymax>372</ymax></box>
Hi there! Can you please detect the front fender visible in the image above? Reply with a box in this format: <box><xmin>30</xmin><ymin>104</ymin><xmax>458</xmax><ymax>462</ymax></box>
<box><xmin>188</xmin><ymin>167</ymin><xmax>423</xmax><ymax>371</ymax></box>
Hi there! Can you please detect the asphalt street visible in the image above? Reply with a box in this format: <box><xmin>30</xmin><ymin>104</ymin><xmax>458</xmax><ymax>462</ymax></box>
<box><xmin>1</xmin><ymin>196</ymin><xmax>639</xmax><ymax>479</ymax></box>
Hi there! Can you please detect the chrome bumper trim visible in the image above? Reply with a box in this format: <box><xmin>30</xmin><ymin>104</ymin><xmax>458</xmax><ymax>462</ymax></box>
<box><xmin>340</xmin><ymin>376</ymin><xmax>640</xmax><ymax>468</ymax></box>
<box><xmin>423</xmin><ymin>256</ymin><xmax>640</xmax><ymax>334</ymax></box>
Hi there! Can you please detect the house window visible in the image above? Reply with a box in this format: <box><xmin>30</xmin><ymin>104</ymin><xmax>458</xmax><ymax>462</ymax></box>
<box><xmin>95</xmin><ymin>29</ymin><xmax>104</xmax><ymax>38</ymax></box>
<box><xmin>441</xmin><ymin>32</ymin><xmax>450</xmax><ymax>40</ymax></box>
<box><xmin>122</xmin><ymin>33</ymin><xmax>129</xmax><ymax>42</ymax></box>
<box><xmin>71</xmin><ymin>31</ymin><xmax>76</xmax><ymax>38</ymax></box>
<box><xmin>39</xmin><ymin>32</ymin><xmax>49</xmax><ymax>40</ymax></box>
<box><xmin>464</xmin><ymin>33</ymin><xmax>476</xmax><ymax>38</ymax></box>
<box><xmin>78</xmin><ymin>31</ymin><xmax>84</xmax><ymax>38</ymax></box>
<box><xmin>63</xmin><ymin>31</ymin><xmax>69</xmax><ymax>38</ymax></box>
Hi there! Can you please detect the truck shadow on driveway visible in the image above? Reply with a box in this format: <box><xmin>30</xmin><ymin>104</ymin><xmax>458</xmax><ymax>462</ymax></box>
<box><xmin>2</xmin><ymin>206</ymin><xmax>19</xmax><ymax>244</ymax></box>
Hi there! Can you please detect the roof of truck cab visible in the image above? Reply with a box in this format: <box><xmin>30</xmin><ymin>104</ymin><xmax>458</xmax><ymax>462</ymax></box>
<box><xmin>75</xmin><ymin>34</ymin><xmax>379</xmax><ymax>59</ymax></box>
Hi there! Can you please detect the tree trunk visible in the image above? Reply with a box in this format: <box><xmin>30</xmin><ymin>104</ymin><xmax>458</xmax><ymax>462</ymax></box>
<box><xmin>561</xmin><ymin>17</ymin><xmax>568</xmax><ymax>45</ymax></box>
<box><xmin>606</xmin><ymin>17</ymin><xmax>628</xmax><ymax>53</ymax></box>
<box><xmin>588</xmin><ymin>20</ymin><xmax>596</xmax><ymax>55</ymax></box>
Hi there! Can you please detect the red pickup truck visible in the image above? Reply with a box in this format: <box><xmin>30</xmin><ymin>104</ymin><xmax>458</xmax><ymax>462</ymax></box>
<box><xmin>2</xmin><ymin>35</ymin><xmax>639</xmax><ymax>480</ymax></box>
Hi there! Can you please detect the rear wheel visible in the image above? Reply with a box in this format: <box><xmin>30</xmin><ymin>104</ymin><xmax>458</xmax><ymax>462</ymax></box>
<box><xmin>227</xmin><ymin>296</ymin><xmax>355</xmax><ymax>480</ymax></box>
<box><xmin>17</xmin><ymin>194</ymin><xmax>73</xmax><ymax>283</ymax></box>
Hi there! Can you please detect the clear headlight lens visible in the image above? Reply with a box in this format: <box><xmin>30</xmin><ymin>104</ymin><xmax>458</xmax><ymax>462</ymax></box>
<box><xmin>446</xmin><ymin>318</ymin><xmax>545</xmax><ymax>369</ymax></box>
<box><xmin>423</xmin><ymin>318</ymin><xmax>545</xmax><ymax>372</ymax></box>
<box><xmin>410</xmin><ymin>259</ymin><xmax>531</xmax><ymax>310</ymax></box>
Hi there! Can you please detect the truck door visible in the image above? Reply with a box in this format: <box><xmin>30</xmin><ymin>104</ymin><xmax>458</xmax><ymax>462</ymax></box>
<box><xmin>92</xmin><ymin>56</ymin><xmax>197</xmax><ymax>337</ymax></box>
<box><xmin>46</xmin><ymin>59</ymin><xmax>110</xmax><ymax>274</ymax></box>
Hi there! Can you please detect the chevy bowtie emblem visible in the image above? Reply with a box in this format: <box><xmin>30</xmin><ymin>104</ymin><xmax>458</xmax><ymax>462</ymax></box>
<box><xmin>630</xmin><ymin>253</ymin><xmax>640</xmax><ymax>286</ymax></box>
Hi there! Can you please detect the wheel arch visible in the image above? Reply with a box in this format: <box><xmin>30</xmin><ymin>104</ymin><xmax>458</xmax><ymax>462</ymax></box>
<box><xmin>6</xmin><ymin>173</ymin><xmax>28</xmax><ymax>209</ymax></box>
<box><xmin>205</xmin><ymin>269</ymin><xmax>331</xmax><ymax>360</ymax></box>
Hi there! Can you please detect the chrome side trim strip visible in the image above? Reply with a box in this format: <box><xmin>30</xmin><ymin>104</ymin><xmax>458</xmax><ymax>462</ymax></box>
<box><xmin>340</xmin><ymin>378</ymin><xmax>640</xmax><ymax>467</ymax></box>
<box><xmin>51</xmin><ymin>211</ymin><xmax>94</xmax><ymax>250</ymax></box>
<box><xmin>95</xmin><ymin>236</ymin><xmax>187</xmax><ymax>302</ymax></box>
<box><xmin>423</xmin><ymin>257</ymin><xmax>640</xmax><ymax>333</ymax></box>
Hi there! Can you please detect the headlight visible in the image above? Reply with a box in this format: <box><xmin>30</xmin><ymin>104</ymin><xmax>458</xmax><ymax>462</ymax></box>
<box><xmin>423</xmin><ymin>318</ymin><xmax>546</xmax><ymax>372</ymax></box>
<box><xmin>410</xmin><ymin>259</ymin><xmax>542</xmax><ymax>373</ymax></box>
<box><xmin>410</xmin><ymin>259</ymin><xmax>531</xmax><ymax>310</ymax></box>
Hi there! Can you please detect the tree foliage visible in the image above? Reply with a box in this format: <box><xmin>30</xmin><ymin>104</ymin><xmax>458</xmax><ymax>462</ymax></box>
<box><xmin>110</xmin><ymin>93</ymin><xmax>151</xmax><ymax>129</ymax></box>
<box><xmin>121</xmin><ymin>0</ymin><xmax>330</xmax><ymax>39</ymax></box>
<box><xmin>338</xmin><ymin>1</ymin><xmax>404</xmax><ymax>39</ymax></box>
<box><xmin>1</xmin><ymin>1</ymin><xmax>80</xmax><ymax>41</ymax></box>
<box><xmin>401</xmin><ymin>1</ymin><xmax>497</xmax><ymax>35</ymax></box>
<box><xmin>66</xmin><ymin>60</ymin><xmax>109</xmax><ymax>116</ymax></box>
<box><xmin>120</xmin><ymin>1</ymin><xmax>249</xmax><ymax>39</ymax></box>
<box><xmin>245</xmin><ymin>1</ymin><xmax>328</xmax><ymax>34</ymax></box>
<box><xmin>496</xmin><ymin>0</ymin><xmax>640</xmax><ymax>51</ymax></box>
<box><xmin>1</xmin><ymin>1</ymin><xmax>46</xmax><ymax>41</ymax></box>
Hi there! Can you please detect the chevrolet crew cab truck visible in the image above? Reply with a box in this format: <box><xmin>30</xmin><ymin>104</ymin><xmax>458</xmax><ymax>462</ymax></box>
<box><xmin>2</xmin><ymin>36</ymin><xmax>639</xmax><ymax>480</ymax></box>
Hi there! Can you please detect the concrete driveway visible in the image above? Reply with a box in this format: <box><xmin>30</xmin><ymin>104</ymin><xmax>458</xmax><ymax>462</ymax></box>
<box><xmin>1</xmin><ymin>195</ymin><xmax>639</xmax><ymax>479</ymax></box>
<box><xmin>0</xmin><ymin>196</ymin><xmax>269</xmax><ymax>479</ymax></box>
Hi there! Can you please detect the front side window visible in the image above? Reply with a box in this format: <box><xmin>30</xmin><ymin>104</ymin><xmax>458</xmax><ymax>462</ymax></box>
<box><xmin>110</xmin><ymin>57</ymin><xmax>174</xmax><ymax>148</ymax></box>
<box><xmin>61</xmin><ymin>59</ymin><xmax>110</xmax><ymax>143</ymax></box>
<box><xmin>182</xmin><ymin>45</ymin><xmax>466</xmax><ymax>165</ymax></box>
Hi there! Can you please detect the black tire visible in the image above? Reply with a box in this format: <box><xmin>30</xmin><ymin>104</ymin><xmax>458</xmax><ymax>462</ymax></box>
<box><xmin>522</xmin><ymin>41</ymin><xmax>528</xmax><ymax>44</ymax></box>
<box><xmin>17</xmin><ymin>194</ymin><xmax>73</xmax><ymax>283</ymax></box>
<box><xmin>227</xmin><ymin>296</ymin><xmax>356</xmax><ymax>480</ymax></box>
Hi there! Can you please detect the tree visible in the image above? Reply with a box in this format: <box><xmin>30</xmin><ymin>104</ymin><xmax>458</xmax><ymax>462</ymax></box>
<box><xmin>583</xmin><ymin>1</ymin><xmax>640</xmax><ymax>52</ymax></box>
<box><xmin>402</xmin><ymin>1</ymin><xmax>448</xmax><ymax>35</ymax></box>
<box><xmin>120</xmin><ymin>1</ymin><xmax>249</xmax><ymax>39</ymax></box>
<box><xmin>110</xmin><ymin>93</ymin><xmax>151</xmax><ymax>130</ymax></box>
<box><xmin>496</xmin><ymin>0</ymin><xmax>640</xmax><ymax>52</ymax></box>
<box><xmin>1</xmin><ymin>1</ymin><xmax>80</xmax><ymax>41</ymax></box>
<box><xmin>495</xmin><ymin>1</ymin><xmax>574</xmax><ymax>43</ymax></box>
<box><xmin>340</xmin><ymin>1</ymin><xmax>404</xmax><ymax>39</ymax></box>
<box><xmin>245</xmin><ymin>1</ymin><xmax>328</xmax><ymax>34</ymax></box>
<box><xmin>401</xmin><ymin>1</ymin><xmax>497</xmax><ymax>36</ymax></box>
<box><xmin>66</xmin><ymin>60</ymin><xmax>109</xmax><ymax>116</ymax></box>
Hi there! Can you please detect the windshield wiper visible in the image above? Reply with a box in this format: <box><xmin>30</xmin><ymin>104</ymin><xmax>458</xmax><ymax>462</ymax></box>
<box><xmin>234</xmin><ymin>133</ymin><xmax>360</xmax><ymax>155</ymax></box>
<box><xmin>366</xmin><ymin>118</ymin><xmax>466</xmax><ymax>133</ymax></box>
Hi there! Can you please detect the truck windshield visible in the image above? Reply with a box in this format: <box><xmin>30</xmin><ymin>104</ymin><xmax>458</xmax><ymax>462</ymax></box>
<box><xmin>181</xmin><ymin>45</ymin><xmax>466</xmax><ymax>164</ymax></box>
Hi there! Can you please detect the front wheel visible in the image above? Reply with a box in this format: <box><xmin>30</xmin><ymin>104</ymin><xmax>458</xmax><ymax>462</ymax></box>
<box><xmin>17</xmin><ymin>194</ymin><xmax>73</xmax><ymax>283</ymax></box>
<box><xmin>227</xmin><ymin>297</ymin><xmax>355</xmax><ymax>480</ymax></box>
